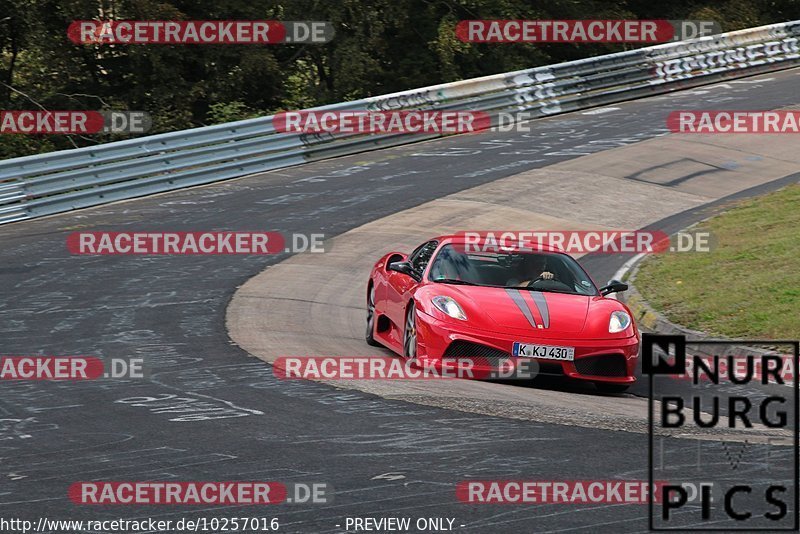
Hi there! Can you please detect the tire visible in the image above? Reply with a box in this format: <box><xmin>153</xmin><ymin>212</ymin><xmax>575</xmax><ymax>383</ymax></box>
<box><xmin>402</xmin><ymin>301</ymin><xmax>418</xmax><ymax>360</ymax></box>
<box><xmin>365</xmin><ymin>284</ymin><xmax>381</xmax><ymax>347</ymax></box>
<box><xmin>595</xmin><ymin>382</ymin><xmax>630</xmax><ymax>394</ymax></box>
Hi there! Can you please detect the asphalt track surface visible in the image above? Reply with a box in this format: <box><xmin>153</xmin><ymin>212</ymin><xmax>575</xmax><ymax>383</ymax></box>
<box><xmin>0</xmin><ymin>68</ymin><xmax>798</xmax><ymax>533</ymax></box>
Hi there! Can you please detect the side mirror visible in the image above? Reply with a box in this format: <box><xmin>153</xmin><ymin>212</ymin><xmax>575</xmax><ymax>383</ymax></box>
<box><xmin>600</xmin><ymin>279</ymin><xmax>628</xmax><ymax>296</ymax></box>
<box><xmin>388</xmin><ymin>261</ymin><xmax>420</xmax><ymax>280</ymax></box>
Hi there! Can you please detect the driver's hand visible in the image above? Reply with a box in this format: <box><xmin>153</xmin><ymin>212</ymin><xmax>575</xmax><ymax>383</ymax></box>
<box><xmin>540</xmin><ymin>271</ymin><xmax>554</xmax><ymax>280</ymax></box>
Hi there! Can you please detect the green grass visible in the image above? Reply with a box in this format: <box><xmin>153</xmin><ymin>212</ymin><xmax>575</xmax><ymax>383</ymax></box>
<box><xmin>634</xmin><ymin>184</ymin><xmax>800</xmax><ymax>339</ymax></box>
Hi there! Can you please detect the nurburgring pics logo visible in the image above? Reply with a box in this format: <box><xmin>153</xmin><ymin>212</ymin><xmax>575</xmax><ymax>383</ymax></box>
<box><xmin>455</xmin><ymin>20</ymin><xmax>720</xmax><ymax>43</ymax></box>
<box><xmin>67</xmin><ymin>232</ymin><xmax>325</xmax><ymax>255</ymax></box>
<box><xmin>0</xmin><ymin>111</ymin><xmax>151</xmax><ymax>134</ymax></box>
<box><xmin>645</xmin><ymin>334</ymin><xmax>799</xmax><ymax>530</ymax></box>
<box><xmin>668</xmin><ymin>111</ymin><xmax>800</xmax><ymax>134</ymax></box>
<box><xmin>68</xmin><ymin>21</ymin><xmax>334</xmax><ymax>44</ymax></box>
<box><xmin>274</xmin><ymin>111</ymin><xmax>491</xmax><ymax>135</ymax></box>
<box><xmin>670</xmin><ymin>354</ymin><xmax>795</xmax><ymax>384</ymax></box>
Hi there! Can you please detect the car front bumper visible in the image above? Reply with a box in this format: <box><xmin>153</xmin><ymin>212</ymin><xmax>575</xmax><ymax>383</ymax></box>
<box><xmin>414</xmin><ymin>309</ymin><xmax>639</xmax><ymax>383</ymax></box>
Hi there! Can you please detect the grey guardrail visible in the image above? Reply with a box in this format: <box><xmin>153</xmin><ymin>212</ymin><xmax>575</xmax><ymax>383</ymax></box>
<box><xmin>1</xmin><ymin>20</ymin><xmax>798</xmax><ymax>225</ymax></box>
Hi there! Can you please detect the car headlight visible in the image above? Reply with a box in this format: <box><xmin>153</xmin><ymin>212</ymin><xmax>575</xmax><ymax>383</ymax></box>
<box><xmin>609</xmin><ymin>311</ymin><xmax>631</xmax><ymax>333</ymax></box>
<box><xmin>432</xmin><ymin>296</ymin><xmax>467</xmax><ymax>321</ymax></box>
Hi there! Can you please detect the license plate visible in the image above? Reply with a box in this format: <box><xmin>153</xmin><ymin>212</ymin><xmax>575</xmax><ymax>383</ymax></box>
<box><xmin>512</xmin><ymin>342</ymin><xmax>575</xmax><ymax>361</ymax></box>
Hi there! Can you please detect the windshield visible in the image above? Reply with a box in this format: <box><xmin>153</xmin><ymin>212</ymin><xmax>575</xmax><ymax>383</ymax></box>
<box><xmin>428</xmin><ymin>244</ymin><xmax>598</xmax><ymax>296</ymax></box>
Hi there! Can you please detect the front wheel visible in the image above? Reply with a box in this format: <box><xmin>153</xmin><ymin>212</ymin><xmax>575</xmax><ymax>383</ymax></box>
<box><xmin>402</xmin><ymin>302</ymin><xmax>418</xmax><ymax>360</ymax></box>
<box><xmin>365</xmin><ymin>285</ymin><xmax>381</xmax><ymax>347</ymax></box>
<box><xmin>595</xmin><ymin>382</ymin><xmax>629</xmax><ymax>394</ymax></box>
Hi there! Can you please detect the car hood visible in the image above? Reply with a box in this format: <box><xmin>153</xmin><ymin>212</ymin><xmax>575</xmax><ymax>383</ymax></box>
<box><xmin>445</xmin><ymin>286</ymin><xmax>591</xmax><ymax>336</ymax></box>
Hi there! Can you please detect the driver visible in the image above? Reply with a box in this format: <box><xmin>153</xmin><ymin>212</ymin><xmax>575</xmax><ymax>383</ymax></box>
<box><xmin>518</xmin><ymin>254</ymin><xmax>555</xmax><ymax>287</ymax></box>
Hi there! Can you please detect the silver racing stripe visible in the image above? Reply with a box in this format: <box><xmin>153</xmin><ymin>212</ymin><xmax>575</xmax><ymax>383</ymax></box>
<box><xmin>530</xmin><ymin>291</ymin><xmax>550</xmax><ymax>328</ymax></box>
<box><xmin>505</xmin><ymin>289</ymin><xmax>538</xmax><ymax>328</ymax></box>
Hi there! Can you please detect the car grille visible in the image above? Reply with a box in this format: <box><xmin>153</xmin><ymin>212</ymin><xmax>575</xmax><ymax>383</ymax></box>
<box><xmin>442</xmin><ymin>341</ymin><xmax>564</xmax><ymax>376</ymax></box>
<box><xmin>536</xmin><ymin>362</ymin><xmax>565</xmax><ymax>376</ymax></box>
<box><xmin>574</xmin><ymin>354</ymin><xmax>628</xmax><ymax>377</ymax></box>
<box><xmin>442</xmin><ymin>341</ymin><xmax>510</xmax><ymax>370</ymax></box>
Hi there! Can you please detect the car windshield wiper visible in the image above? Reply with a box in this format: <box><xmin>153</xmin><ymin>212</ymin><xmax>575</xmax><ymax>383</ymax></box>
<box><xmin>517</xmin><ymin>286</ymin><xmax>580</xmax><ymax>296</ymax></box>
<box><xmin>433</xmin><ymin>278</ymin><xmax>479</xmax><ymax>286</ymax></box>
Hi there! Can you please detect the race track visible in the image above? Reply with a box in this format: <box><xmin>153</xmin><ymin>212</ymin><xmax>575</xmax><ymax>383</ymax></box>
<box><xmin>227</xmin><ymin>109</ymin><xmax>798</xmax><ymax>438</ymax></box>
<box><xmin>1</xmin><ymin>68</ymin><xmax>799</xmax><ymax>533</ymax></box>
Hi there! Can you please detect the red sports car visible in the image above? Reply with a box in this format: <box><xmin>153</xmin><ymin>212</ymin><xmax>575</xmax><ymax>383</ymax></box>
<box><xmin>365</xmin><ymin>235</ymin><xmax>639</xmax><ymax>392</ymax></box>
